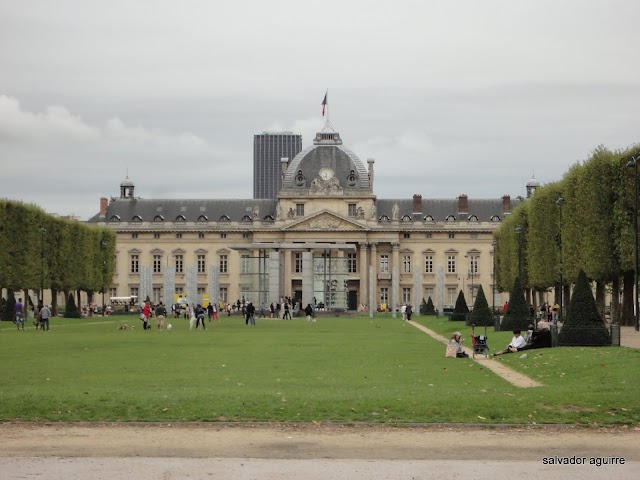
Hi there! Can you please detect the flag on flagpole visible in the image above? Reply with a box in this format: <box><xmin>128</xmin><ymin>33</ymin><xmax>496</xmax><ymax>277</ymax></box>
<box><xmin>321</xmin><ymin>90</ymin><xmax>328</xmax><ymax>116</ymax></box>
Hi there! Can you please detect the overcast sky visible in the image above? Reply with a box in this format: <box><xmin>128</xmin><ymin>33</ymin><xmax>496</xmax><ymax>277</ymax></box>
<box><xmin>1</xmin><ymin>0</ymin><xmax>639</xmax><ymax>220</ymax></box>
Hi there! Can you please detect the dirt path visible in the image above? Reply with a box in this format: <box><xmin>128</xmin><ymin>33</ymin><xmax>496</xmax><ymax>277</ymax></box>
<box><xmin>408</xmin><ymin>321</ymin><xmax>542</xmax><ymax>388</ymax></box>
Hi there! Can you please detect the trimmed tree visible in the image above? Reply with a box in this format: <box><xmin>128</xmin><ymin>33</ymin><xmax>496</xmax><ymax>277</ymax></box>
<box><xmin>451</xmin><ymin>290</ymin><xmax>469</xmax><ymax>321</ymax></box>
<box><xmin>558</xmin><ymin>269</ymin><xmax>611</xmax><ymax>346</ymax></box>
<box><xmin>469</xmin><ymin>285</ymin><xmax>493</xmax><ymax>327</ymax></box>
<box><xmin>421</xmin><ymin>296</ymin><xmax>436</xmax><ymax>315</ymax></box>
<box><xmin>501</xmin><ymin>277</ymin><xmax>531</xmax><ymax>331</ymax></box>
<box><xmin>1</xmin><ymin>289</ymin><xmax>16</xmax><ymax>322</ymax></box>
<box><xmin>64</xmin><ymin>292</ymin><xmax>81</xmax><ymax>318</ymax></box>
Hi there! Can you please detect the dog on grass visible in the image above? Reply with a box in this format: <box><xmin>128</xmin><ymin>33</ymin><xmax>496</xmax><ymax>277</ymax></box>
<box><xmin>118</xmin><ymin>324</ymin><xmax>128</xmax><ymax>330</ymax></box>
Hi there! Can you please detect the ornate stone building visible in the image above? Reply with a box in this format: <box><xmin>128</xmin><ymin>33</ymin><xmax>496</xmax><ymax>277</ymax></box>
<box><xmin>89</xmin><ymin>123</ymin><xmax>518</xmax><ymax>313</ymax></box>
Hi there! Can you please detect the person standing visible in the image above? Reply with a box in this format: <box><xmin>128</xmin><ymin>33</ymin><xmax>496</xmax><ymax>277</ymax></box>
<box><xmin>141</xmin><ymin>301</ymin><xmax>151</xmax><ymax>330</ymax></box>
<box><xmin>406</xmin><ymin>304</ymin><xmax>413</xmax><ymax>321</ymax></box>
<box><xmin>212</xmin><ymin>303</ymin><xmax>219</xmax><ymax>321</ymax></box>
<box><xmin>194</xmin><ymin>304</ymin><xmax>206</xmax><ymax>330</ymax></box>
<box><xmin>283</xmin><ymin>301</ymin><xmax>291</xmax><ymax>320</ymax></box>
<box><xmin>15</xmin><ymin>297</ymin><xmax>25</xmax><ymax>330</ymax></box>
<box><xmin>246</xmin><ymin>302</ymin><xmax>256</xmax><ymax>325</ymax></box>
<box><xmin>269</xmin><ymin>302</ymin><xmax>275</xmax><ymax>319</ymax></box>
<box><xmin>39</xmin><ymin>304</ymin><xmax>51</xmax><ymax>331</ymax></box>
<box><xmin>156</xmin><ymin>302</ymin><xmax>167</xmax><ymax>330</ymax></box>
<box><xmin>207</xmin><ymin>303</ymin><xmax>213</xmax><ymax>322</ymax></box>
<box><xmin>305</xmin><ymin>303</ymin><xmax>314</xmax><ymax>322</ymax></box>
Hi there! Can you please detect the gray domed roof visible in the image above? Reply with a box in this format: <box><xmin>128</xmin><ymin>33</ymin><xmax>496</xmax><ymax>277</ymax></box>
<box><xmin>526</xmin><ymin>176</ymin><xmax>540</xmax><ymax>188</ymax></box>
<box><xmin>120</xmin><ymin>176</ymin><xmax>135</xmax><ymax>187</ymax></box>
<box><xmin>281</xmin><ymin>123</ymin><xmax>370</xmax><ymax>193</ymax></box>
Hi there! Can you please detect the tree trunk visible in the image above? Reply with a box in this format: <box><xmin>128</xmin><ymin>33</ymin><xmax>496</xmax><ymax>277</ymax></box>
<box><xmin>611</xmin><ymin>276</ymin><xmax>621</xmax><ymax>325</ymax></box>
<box><xmin>595</xmin><ymin>281</ymin><xmax>605</xmax><ymax>321</ymax></box>
<box><xmin>51</xmin><ymin>288</ymin><xmax>58</xmax><ymax>316</ymax></box>
<box><xmin>622</xmin><ymin>270</ymin><xmax>634</xmax><ymax>326</ymax></box>
<box><xmin>77</xmin><ymin>290</ymin><xmax>82</xmax><ymax>312</ymax></box>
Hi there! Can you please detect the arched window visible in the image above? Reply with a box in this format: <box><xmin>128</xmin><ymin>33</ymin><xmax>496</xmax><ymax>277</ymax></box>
<box><xmin>241</xmin><ymin>215</ymin><xmax>252</xmax><ymax>222</ymax></box>
<box><xmin>445</xmin><ymin>215</ymin><xmax>456</xmax><ymax>222</ymax></box>
<box><xmin>347</xmin><ymin>169</ymin><xmax>357</xmax><ymax>186</ymax></box>
<box><xmin>468</xmin><ymin>215</ymin><xmax>478</xmax><ymax>222</ymax></box>
<box><xmin>154</xmin><ymin>215</ymin><xmax>164</xmax><ymax>222</ymax></box>
<box><xmin>175</xmin><ymin>215</ymin><xmax>186</xmax><ymax>222</ymax></box>
<box><xmin>423</xmin><ymin>215</ymin><xmax>434</xmax><ymax>222</ymax></box>
<box><xmin>379</xmin><ymin>215</ymin><xmax>390</xmax><ymax>223</ymax></box>
<box><xmin>197</xmin><ymin>215</ymin><xmax>208</xmax><ymax>222</ymax></box>
<box><xmin>401</xmin><ymin>215</ymin><xmax>412</xmax><ymax>222</ymax></box>
<box><xmin>109</xmin><ymin>215</ymin><xmax>120</xmax><ymax>222</ymax></box>
<box><xmin>131</xmin><ymin>215</ymin><xmax>142</xmax><ymax>222</ymax></box>
<box><xmin>219</xmin><ymin>215</ymin><xmax>230</xmax><ymax>222</ymax></box>
<box><xmin>263</xmin><ymin>215</ymin><xmax>274</xmax><ymax>222</ymax></box>
<box><xmin>490</xmin><ymin>215</ymin><xmax>501</xmax><ymax>222</ymax></box>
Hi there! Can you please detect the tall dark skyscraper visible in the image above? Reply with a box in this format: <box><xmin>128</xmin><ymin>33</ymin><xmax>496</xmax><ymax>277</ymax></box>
<box><xmin>253</xmin><ymin>132</ymin><xmax>302</xmax><ymax>199</ymax></box>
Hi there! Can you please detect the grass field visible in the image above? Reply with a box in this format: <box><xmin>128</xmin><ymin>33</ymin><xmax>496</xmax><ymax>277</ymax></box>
<box><xmin>1</xmin><ymin>313</ymin><xmax>638</xmax><ymax>426</ymax></box>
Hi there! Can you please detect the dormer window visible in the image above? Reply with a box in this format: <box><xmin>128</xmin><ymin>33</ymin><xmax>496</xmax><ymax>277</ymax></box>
<box><xmin>131</xmin><ymin>215</ymin><xmax>142</xmax><ymax>222</ymax></box>
<box><xmin>242</xmin><ymin>215</ymin><xmax>252</xmax><ymax>222</ymax></box>
<box><xmin>401</xmin><ymin>215</ymin><xmax>412</xmax><ymax>222</ymax></box>
<box><xmin>219</xmin><ymin>215</ymin><xmax>230</xmax><ymax>222</ymax></box>
<box><xmin>154</xmin><ymin>215</ymin><xmax>164</xmax><ymax>222</ymax></box>
<box><xmin>263</xmin><ymin>215</ymin><xmax>274</xmax><ymax>222</ymax></box>
<box><xmin>109</xmin><ymin>215</ymin><xmax>121</xmax><ymax>222</ymax></box>
<box><xmin>175</xmin><ymin>215</ymin><xmax>186</xmax><ymax>222</ymax></box>
<box><xmin>379</xmin><ymin>215</ymin><xmax>390</xmax><ymax>223</ymax></box>
<box><xmin>295</xmin><ymin>170</ymin><xmax>305</xmax><ymax>186</ymax></box>
<box><xmin>446</xmin><ymin>215</ymin><xmax>456</xmax><ymax>222</ymax></box>
<box><xmin>197</xmin><ymin>215</ymin><xmax>208</xmax><ymax>222</ymax></box>
<box><xmin>424</xmin><ymin>215</ymin><xmax>434</xmax><ymax>222</ymax></box>
<box><xmin>468</xmin><ymin>215</ymin><xmax>478</xmax><ymax>222</ymax></box>
<box><xmin>347</xmin><ymin>170</ymin><xmax>357</xmax><ymax>186</ymax></box>
<box><xmin>490</xmin><ymin>215</ymin><xmax>501</xmax><ymax>222</ymax></box>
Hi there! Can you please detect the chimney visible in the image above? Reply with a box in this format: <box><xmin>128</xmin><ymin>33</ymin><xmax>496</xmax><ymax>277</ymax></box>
<box><xmin>458</xmin><ymin>194</ymin><xmax>468</xmax><ymax>214</ymax></box>
<box><xmin>100</xmin><ymin>197</ymin><xmax>108</xmax><ymax>217</ymax></box>
<box><xmin>502</xmin><ymin>194</ymin><xmax>511</xmax><ymax>213</ymax></box>
<box><xmin>280</xmin><ymin>157</ymin><xmax>289</xmax><ymax>177</ymax></box>
<box><xmin>412</xmin><ymin>194</ymin><xmax>423</xmax><ymax>214</ymax></box>
<box><xmin>367</xmin><ymin>158</ymin><xmax>375</xmax><ymax>191</ymax></box>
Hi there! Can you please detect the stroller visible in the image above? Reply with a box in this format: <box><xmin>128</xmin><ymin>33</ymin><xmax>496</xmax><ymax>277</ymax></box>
<box><xmin>470</xmin><ymin>324</ymin><xmax>490</xmax><ymax>358</ymax></box>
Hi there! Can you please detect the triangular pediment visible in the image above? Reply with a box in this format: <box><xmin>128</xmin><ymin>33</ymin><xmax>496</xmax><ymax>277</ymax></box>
<box><xmin>283</xmin><ymin>211</ymin><xmax>369</xmax><ymax>231</ymax></box>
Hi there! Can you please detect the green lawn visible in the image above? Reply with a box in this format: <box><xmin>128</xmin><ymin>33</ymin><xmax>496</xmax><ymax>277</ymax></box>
<box><xmin>0</xmin><ymin>313</ymin><xmax>638</xmax><ymax>426</ymax></box>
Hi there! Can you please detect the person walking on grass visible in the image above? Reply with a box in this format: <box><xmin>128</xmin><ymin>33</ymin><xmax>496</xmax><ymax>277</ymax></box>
<box><xmin>155</xmin><ymin>302</ymin><xmax>167</xmax><ymax>330</ymax></box>
<box><xmin>283</xmin><ymin>301</ymin><xmax>291</xmax><ymax>320</ymax></box>
<box><xmin>15</xmin><ymin>297</ymin><xmax>25</xmax><ymax>330</ymax></box>
<box><xmin>39</xmin><ymin>304</ymin><xmax>51</xmax><ymax>331</ymax></box>
<box><xmin>194</xmin><ymin>304</ymin><xmax>206</xmax><ymax>330</ymax></box>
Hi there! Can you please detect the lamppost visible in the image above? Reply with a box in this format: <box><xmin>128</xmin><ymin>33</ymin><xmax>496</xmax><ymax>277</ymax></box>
<box><xmin>39</xmin><ymin>226</ymin><xmax>46</xmax><ymax>307</ymax></box>
<box><xmin>555</xmin><ymin>197</ymin><xmax>564</xmax><ymax>327</ymax></box>
<box><xmin>626</xmin><ymin>155</ymin><xmax>640</xmax><ymax>331</ymax></box>
<box><xmin>100</xmin><ymin>239</ymin><xmax>107</xmax><ymax>315</ymax></box>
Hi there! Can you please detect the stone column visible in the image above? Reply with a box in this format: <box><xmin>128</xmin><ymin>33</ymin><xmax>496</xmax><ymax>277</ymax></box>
<box><xmin>268</xmin><ymin>251</ymin><xmax>280</xmax><ymax>305</ymax></box>
<box><xmin>302</xmin><ymin>251</ymin><xmax>314</xmax><ymax>307</ymax></box>
<box><xmin>359</xmin><ymin>243</ymin><xmax>368</xmax><ymax>309</ymax></box>
<box><xmin>369</xmin><ymin>242</ymin><xmax>378</xmax><ymax>308</ymax></box>
<box><xmin>391</xmin><ymin>242</ymin><xmax>400</xmax><ymax>309</ymax></box>
<box><xmin>282</xmin><ymin>250</ymin><xmax>292</xmax><ymax>298</ymax></box>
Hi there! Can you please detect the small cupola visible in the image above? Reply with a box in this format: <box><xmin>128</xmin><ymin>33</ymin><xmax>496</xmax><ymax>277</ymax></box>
<box><xmin>120</xmin><ymin>176</ymin><xmax>135</xmax><ymax>199</ymax></box>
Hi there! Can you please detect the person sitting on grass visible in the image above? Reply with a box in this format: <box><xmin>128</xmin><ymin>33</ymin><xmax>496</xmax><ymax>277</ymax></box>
<box><xmin>493</xmin><ymin>330</ymin><xmax>526</xmax><ymax>356</ymax></box>
<box><xmin>449</xmin><ymin>332</ymin><xmax>469</xmax><ymax>358</ymax></box>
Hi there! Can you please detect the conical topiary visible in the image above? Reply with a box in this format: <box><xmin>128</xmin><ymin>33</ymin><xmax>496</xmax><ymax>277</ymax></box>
<box><xmin>558</xmin><ymin>269</ymin><xmax>611</xmax><ymax>346</ymax></box>
<box><xmin>1</xmin><ymin>289</ymin><xmax>16</xmax><ymax>322</ymax></box>
<box><xmin>64</xmin><ymin>292</ymin><xmax>81</xmax><ymax>318</ymax></box>
<box><xmin>423</xmin><ymin>296</ymin><xmax>436</xmax><ymax>315</ymax></box>
<box><xmin>469</xmin><ymin>284</ymin><xmax>493</xmax><ymax>327</ymax></box>
<box><xmin>501</xmin><ymin>277</ymin><xmax>530</xmax><ymax>331</ymax></box>
<box><xmin>451</xmin><ymin>290</ymin><xmax>469</xmax><ymax>321</ymax></box>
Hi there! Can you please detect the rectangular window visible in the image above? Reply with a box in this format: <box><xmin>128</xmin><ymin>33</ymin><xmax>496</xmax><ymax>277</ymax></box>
<box><xmin>447</xmin><ymin>255</ymin><xmax>456</xmax><ymax>273</ymax></box>
<box><xmin>242</xmin><ymin>232</ymin><xmax>250</xmax><ymax>239</ymax></box>
<box><xmin>220</xmin><ymin>287</ymin><xmax>228</xmax><ymax>304</ymax></box>
<box><xmin>220</xmin><ymin>233</ymin><xmax>227</xmax><ymax>239</ymax></box>
<box><xmin>130</xmin><ymin>255</ymin><xmax>139</xmax><ymax>273</ymax></box>
<box><xmin>153</xmin><ymin>287</ymin><xmax>161</xmax><ymax>304</ymax></box>
<box><xmin>130</xmin><ymin>287</ymin><xmax>139</xmax><ymax>301</ymax></box>
<box><xmin>469</xmin><ymin>255</ymin><xmax>479</xmax><ymax>275</ymax></box>
<box><xmin>198</xmin><ymin>233</ymin><xmax>205</xmax><ymax>239</ymax></box>
<box><xmin>294</xmin><ymin>253</ymin><xmax>302</xmax><ymax>273</ymax></box>
<box><xmin>131</xmin><ymin>233</ymin><xmax>138</xmax><ymax>239</ymax></box>
<box><xmin>197</xmin><ymin>254</ymin><xmax>206</xmax><ymax>273</ymax></box>
<box><xmin>296</xmin><ymin>203</ymin><xmax>304</xmax><ymax>216</ymax></box>
<box><xmin>241</xmin><ymin>255</ymin><xmax>250</xmax><ymax>274</ymax></box>
<box><xmin>403</xmin><ymin>287</ymin><xmax>411</xmax><ymax>304</ymax></box>
<box><xmin>175</xmin><ymin>255</ymin><xmax>183</xmax><ymax>273</ymax></box>
<box><xmin>403</xmin><ymin>233</ymin><xmax>410</xmax><ymax>239</ymax></box>
<box><xmin>380</xmin><ymin>287</ymin><xmax>389</xmax><ymax>305</ymax></box>
<box><xmin>424</xmin><ymin>255</ymin><xmax>433</xmax><ymax>274</ymax></box>
<box><xmin>109</xmin><ymin>287</ymin><xmax>117</xmax><ymax>298</ymax></box>
<box><xmin>219</xmin><ymin>255</ymin><xmax>228</xmax><ymax>273</ymax></box>
<box><xmin>403</xmin><ymin>255</ymin><xmax>411</xmax><ymax>273</ymax></box>
<box><xmin>197</xmin><ymin>287</ymin><xmax>206</xmax><ymax>295</ymax></box>
<box><xmin>424</xmin><ymin>287</ymin><xmax>434</xmax><ymax>302</ymax></box>
<box><xmin>175</xmin><ymin>286</ymin><xmax>183</xmax><ymax>295</ymax></box>
<box><xmin>176</xmin><ymin>233</ymin><xmax>183</xmax><ymax>239</ymax></box>
<box><xmin>347</xmin><ymin>253</ymin><xmax>357</xmax><ymax>273</ymax></box>
<box><xmin>380</xmin><ymin>254</ymin><xmax>389</xmax><ymax>273</ymax></box>
<box><xmin>153</xmin><ymin>255</ymin><xmax>162</xmax><ymax>274</ymax></box>
<box><xmin>448</xmin><ymin>288</ymin><xmax>456</xmax><ymax>305</ymax></box>
<box><xmin>153</xmin><ymin>233</ymin><xmax>160</xmax><ymax>239</ymax></box>
<box><xmin>448</xmin><ymin>232</ymin><xmax>455</xmax><ymax>239</ymax></box>
<box><xmin>348</xmin><ymin>203</ymin><xmax>357</xmax><ymax>216</ymax></box>
<box><xmin>425</xmin><ymin>233</ymin><xmax>432</xmax><ymax>239</ymax></box>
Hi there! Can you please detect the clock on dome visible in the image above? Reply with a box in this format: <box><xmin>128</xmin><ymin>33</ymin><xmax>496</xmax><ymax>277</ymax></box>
<box><xmin>319</xmin><ymin>167</ymin><xmax>334</xmax><ymax>181</ymax></box>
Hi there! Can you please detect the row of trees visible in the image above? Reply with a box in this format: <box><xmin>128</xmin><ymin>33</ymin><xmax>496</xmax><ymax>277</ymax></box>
<box><xmin>0</xmin><ymin>200</ymin><xmax>116</xmax><ymax>318</ymax></box>
<box><xmin>494</xmin><ymin>144</ymin><xmax>640</xmax><ymax>325</ymax></box>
